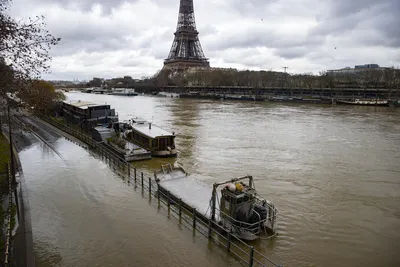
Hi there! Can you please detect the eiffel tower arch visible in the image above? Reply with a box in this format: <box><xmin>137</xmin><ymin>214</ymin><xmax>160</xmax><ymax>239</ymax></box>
<box><xmin>163</xmin><ymin>0</ymin><xmax>210</xmax><ymax>71</ymax></box>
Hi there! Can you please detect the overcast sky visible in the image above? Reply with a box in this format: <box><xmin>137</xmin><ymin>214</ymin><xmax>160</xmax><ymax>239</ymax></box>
<box><xmin>8</xmin><ymin>0</ymin><xmax>400</xmax><ymax>81</ymax></box>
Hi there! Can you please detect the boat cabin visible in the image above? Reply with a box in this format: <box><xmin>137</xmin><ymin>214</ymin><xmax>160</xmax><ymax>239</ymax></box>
<box><xmin>126</xmin><ymin>118</ymin><xmax>177</xmax><ymax>157</ymax></box>
<box><xmin>220</xmin><ymin>183</ymin><xmax>256</xmax><ymax>220</ymax></box>
<box><xmin>62</xmin><ymin>100</ymin><xmax>117</xmax><ymax>131</ymax></box>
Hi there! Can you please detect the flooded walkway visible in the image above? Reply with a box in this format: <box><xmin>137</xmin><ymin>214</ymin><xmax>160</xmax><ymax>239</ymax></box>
<box><xmin>18</xmin><ymin>131</ymin><xmax>236</xmax><ymax>266</ymax></box>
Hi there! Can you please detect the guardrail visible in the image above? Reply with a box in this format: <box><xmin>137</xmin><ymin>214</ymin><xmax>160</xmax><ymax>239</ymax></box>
<box><xmin>4</xmin><ymin>163</ymin><xmax>14</xmax><ymax>267</ymax></box>
<box><xmin>39</xmin><ymin>115</ymin><xmax>283</xmax><ymax>267</ymax></box>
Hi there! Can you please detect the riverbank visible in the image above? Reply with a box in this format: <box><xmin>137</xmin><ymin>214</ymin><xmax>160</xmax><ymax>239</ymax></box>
<box><xmin>2</xmin><ymin>119</ymin><xmax>37</xmax><ymax>267</ymax></box>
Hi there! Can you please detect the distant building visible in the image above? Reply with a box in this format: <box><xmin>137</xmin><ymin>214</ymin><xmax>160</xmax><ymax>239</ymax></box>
<box><xmin>355</xmin><ymin>64</ymin><xmax>380</xmax><ymax>69</ymax></box>
<box><xmin>327</xmin><ymin>64</ymin><xmax>392</xmax><ymax>76</ymax></box>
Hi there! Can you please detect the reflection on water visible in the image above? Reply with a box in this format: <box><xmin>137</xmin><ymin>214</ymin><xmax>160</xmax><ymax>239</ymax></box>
<box><xmin>21</xmin><ymin>92</ymin><xmax>400</xmax><ymax>267</ymax></box>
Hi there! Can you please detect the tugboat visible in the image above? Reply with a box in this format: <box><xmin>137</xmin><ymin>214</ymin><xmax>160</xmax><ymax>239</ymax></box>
<box><xmin>154</xmin><ymin>164</ymin><xmax>278</xmax><ymax>241</ymax></box>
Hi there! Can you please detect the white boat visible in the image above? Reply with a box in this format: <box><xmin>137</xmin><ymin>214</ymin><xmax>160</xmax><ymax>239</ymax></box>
<box><xmin>336</xmin><ymin>98</ymin><xmax>389</xmax><ymax>106</ymax></box>
<box><xmin>154</xmin><ymin>164</ymin><xmax>278</xmax><ymax>241</ymax></box>
<box><xmin>157</xmin><ymin>92</ymin><xmax>180</xmax><ymax>98</ymax></box>
<box><xmin>111</xmin><ymin>88</ymin><xmax>138</xmax><ymax>96</ymax></box>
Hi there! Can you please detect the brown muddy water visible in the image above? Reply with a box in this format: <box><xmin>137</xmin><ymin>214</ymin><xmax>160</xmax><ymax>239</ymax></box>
<box><xmin>19</xmin><ymin>92</ymin><xmax>400</xmax><ymax>267</ymax></box>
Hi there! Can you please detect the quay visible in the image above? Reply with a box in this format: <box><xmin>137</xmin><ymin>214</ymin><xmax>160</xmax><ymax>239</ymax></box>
<box><xmin>159</xmin><ymin>86</ymin><xmax>400</xmax><ymax>101</ymax></box>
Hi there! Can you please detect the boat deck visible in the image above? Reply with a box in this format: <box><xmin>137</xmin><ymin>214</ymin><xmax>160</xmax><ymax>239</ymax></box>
<box><xmin>158</xmin><ymin>170</ymin><xmax>219</xmax><ymax>220</ymax></box>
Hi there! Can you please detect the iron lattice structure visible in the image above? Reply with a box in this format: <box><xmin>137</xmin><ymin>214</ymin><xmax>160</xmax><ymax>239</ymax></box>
<box><xmin>163</xmin><ymin>0</ymin><xmax>210</xmax><ymax>70</ymax></box>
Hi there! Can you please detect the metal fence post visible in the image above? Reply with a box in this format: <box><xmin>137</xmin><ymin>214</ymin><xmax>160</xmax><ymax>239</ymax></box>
<box><xmin>157</xmin><ymin>188</ymin><xmax>161</xmax><ymax>206</ymax></box>
<box><xmin>127</xmin><ymin>164</ymin><xmax>131</xmax><ymax>184</ymax></box>
<box><xmin>249</xmin><ymin>246</ymin><xmax>254</xmax><ymax>267</ymax></box>
<box><xmin>134</xmin><ymin>168</ymin><xmax>137</xmax><ymax>185</ymax></box>
<box><xmin>149</xmin><ymin>177</ymin><xmax>152</xmax><ymax>195</ymax></box>
<box><xmin>179</xmin><ymin>198</ymin><xmax>182</xmax><ymax>218</ymax></box>
<box><xmin>167</xmin><ymin>191</ymin><xmax>171</xmax><ymax>213</ymax></box>
<box><xmin>192</xmin><ymin>208</ymin><xmax>197</xmax><ymax>230</ymax></box>
<box><xmin>227</xmin><ymin>231</ymin><xmax>232</xmax><ymax>252</ymax></box>
<box><xmin>208</xmin><ymin>219</ymin><xmax>212</xmax><ymax>238</ymax></box>
<box><xmin>141</xmin><ymin>172</ymin><xmax>144</xmax><ymax>188</ymax></box>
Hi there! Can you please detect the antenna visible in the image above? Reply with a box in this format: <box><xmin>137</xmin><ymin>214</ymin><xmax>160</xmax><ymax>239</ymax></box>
<box><xmin>282</xmin><ymin>66</ymin><xmax>288</xmax><ymax>73</ymax></box>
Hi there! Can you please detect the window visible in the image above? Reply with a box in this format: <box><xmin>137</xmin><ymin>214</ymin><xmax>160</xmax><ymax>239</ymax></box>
<box><xmin>152</xmin><ymin>139</ymin><xmax>158</xmax><ymax>148</ymax></box>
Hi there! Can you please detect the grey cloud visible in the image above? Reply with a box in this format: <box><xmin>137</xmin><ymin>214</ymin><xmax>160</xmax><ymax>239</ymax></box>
<box><xmin>120</xmin><ymin>57</ymin><xmax>148</xmax><ymax>67</ymax></box>
<box><xmin>37</xmin><ymin>0</ymin><xmax>130</xmax><ymax>14</ymax></box>
<box><xmin>327</xmin><ymin>0</ymin><xmax>386</xmax><ymax>18</ymax></box>
<box><xmin>198</xmin><ymin>24</ymin><xmax>218</xmax><ymax>37</ymax></box>
<box><xmin>6</xmin><ymin>0</ymin><xmax>400</xmax><ymax>80</ymax></box>
<box><xmin>206</xmin><ymin>28</ymin><xmax>323</xmax><ymax>52</ymax></box>
<box><xmin>222</xmin><ymin>52</ymin><xmax>272</xmax><ymax>69</ymax></box>
<box><xmin>229</xmin><ymin>0</ymin><xmax>278</xmax><ymax>17</ymax></box>
<box><xmin>310</xmin><ymin>0</ymin><xmax>400</xmax><ymax>47</ymax></box>
<box><xmin>274</xmin><ymin>47</ymin><xmax>310</xmax><ymax>60</ymax></box>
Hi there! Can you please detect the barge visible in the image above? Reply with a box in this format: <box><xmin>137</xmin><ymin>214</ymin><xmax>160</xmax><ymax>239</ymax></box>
<box><xmin>268</xmin><ymin>96</ymin><xmax>332</xmax><ymax>104</ymax></box>
<box><xmin>154</xmin><ymin>164</ymin><xmax>278</xmax><ymax>241</ymax></box>
<box><xmin>91</xmin><ymin>124</ymin><xmax>152</xmax><ymax>161</ymax></box>
<box><xmin>125</xmin><ymin>118</ymin><xmax>177</xmax><ymax>157</ymax></box>
<box><xmin>111</xmin><ymin>88</ymin><xmax>138</xmax><ymax>96</ymax></box>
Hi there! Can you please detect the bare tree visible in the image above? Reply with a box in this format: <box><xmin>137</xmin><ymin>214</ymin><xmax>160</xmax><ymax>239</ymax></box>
<box><xmin>1</xmin><ymin>0</ymin><xmax>60</xmax><ymax>99</ymax></box>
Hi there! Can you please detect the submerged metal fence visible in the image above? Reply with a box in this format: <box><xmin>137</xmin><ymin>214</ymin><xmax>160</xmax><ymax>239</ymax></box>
<box><xmin>40</xmin><ymin>115</ymin><xmax>282</xmax><ymax>267</ymax></box>
<box><xmin>4</xmin><ymin>163</ymin><xmax>14</xmax><ymax>267</ymax></box>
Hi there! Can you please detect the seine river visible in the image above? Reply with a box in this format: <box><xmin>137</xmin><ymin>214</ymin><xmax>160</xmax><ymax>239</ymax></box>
<box><xmin>18</xmin><ymin>92</ymin><xmax>400</xmax><ymax>267</ymax></box>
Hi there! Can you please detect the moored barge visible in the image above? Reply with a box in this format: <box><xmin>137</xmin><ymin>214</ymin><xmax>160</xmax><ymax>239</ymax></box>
<box><xmin>154</xmin><ymin>164</ymin><xmax>278</xmax><ymax>241</ymax></box>
<box><xmin>125</xmin><ymin>118</ymin><xmax>177</xmax><ymax>157</ymax></box>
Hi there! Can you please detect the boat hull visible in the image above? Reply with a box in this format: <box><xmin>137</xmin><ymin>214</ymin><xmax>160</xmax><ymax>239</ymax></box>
<box><xmin>388</xmin><ymin>100</ymin><xmax>400</xmax><ymax>107</ymax></box>
<box><xmin>111</xmin><ymin>93</ymin><xmax>138</xmax><ymax>96</ymax></box>
<box><xmin>156</xmin><ymin>183</ymin><xmax>261</xmax><ymax>241</ymax></box>
<box><xmin>154</xmin><ymin>166</ymin><xmax>277</xmax><ymax>241</ymax></box>
<box><xmin>152</xmin><ymin>149</ymin><xmax>178</xmax><ymax>157</ymax></box>
<box><xmin>269</xmin><ymin>97</ymin><xmax>332</xmax><ymax>104</ymax></box>
<box><xmin>336</xmin><ymin>99</ymin><xmax>389</xmax><ymax>106</ymax></box>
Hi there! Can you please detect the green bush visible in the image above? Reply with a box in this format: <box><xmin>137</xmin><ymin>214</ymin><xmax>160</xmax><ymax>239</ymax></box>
<box><xmin>107</xmin><ymin>134</ymin><xmax>127</xmax><ymax>150</ymax></box>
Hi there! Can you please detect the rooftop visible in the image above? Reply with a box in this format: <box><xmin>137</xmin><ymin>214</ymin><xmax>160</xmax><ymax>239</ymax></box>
<box><xmin>63</xmin><ymin>100</ymin><xmax>109</xmax><ymax>110</ymax></box>
<box><xmin>131</xmin><ymin>120</ymin><xmax>174</xmax><ymax>139</ymax></box>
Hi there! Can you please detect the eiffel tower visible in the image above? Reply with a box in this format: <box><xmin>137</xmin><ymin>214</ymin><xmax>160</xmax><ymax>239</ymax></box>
<box><xmin>163</xmin><ymin>0</ymin><xmax>210</xmax><ymax>70</ymax></box>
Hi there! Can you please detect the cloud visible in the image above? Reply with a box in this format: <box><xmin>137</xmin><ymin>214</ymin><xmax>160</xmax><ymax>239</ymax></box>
<box><xmin>5</xmin><ymin>0</ymin><xmax>400</xmax><ymax>80</ymax></box>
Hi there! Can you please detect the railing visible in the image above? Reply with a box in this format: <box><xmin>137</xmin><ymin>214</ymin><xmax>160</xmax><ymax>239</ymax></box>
<box><xmin>39</xmin><ymin>115</ymin><xmax>283</xmax><ymax>267</ymax></box>
<box><xmin>4</xmin><ymin>163</ymin><xmax>13</xmax><ymax>267</ymax></box>
<box><xmin>216</xmin><ymin>208</ymin><xmax>271</xmax><ymax>236</ymax></box>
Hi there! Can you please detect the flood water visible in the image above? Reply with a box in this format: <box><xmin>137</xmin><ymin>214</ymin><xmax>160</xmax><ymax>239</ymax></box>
<box><xmin>19</xmin><ymin>93</ymin><xmax>400</xmax><ymax>267</ymax></box>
